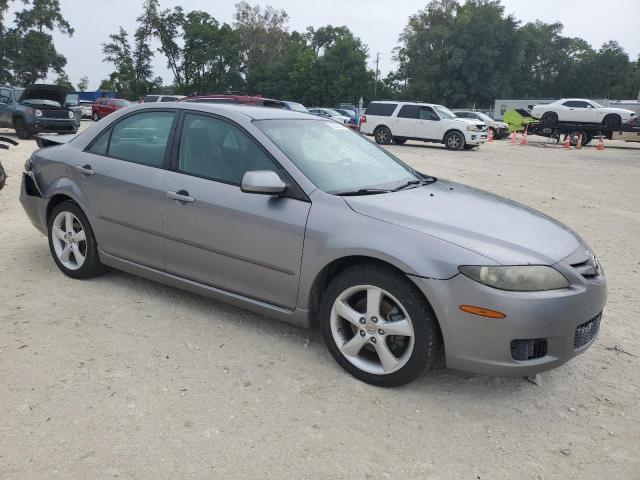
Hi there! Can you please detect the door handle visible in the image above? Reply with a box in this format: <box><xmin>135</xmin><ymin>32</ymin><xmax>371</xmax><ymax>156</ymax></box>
<box><xmin>167</xmin><ymin>190</ymin><xmax>195</xmax><ymax>204</ymax></box>
<box><xmin>74</xmin><ymin>164</ymin><xmax>94</xmax><ymax>176</ymax></box>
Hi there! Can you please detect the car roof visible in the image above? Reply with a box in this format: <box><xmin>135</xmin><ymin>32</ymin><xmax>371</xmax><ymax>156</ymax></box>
<box><xmin>369</xmin><ymin>100</ymin><xmax>440</xmax><ymax>107</ymax></box>
<box><xmin>133</xmin><ymin>102</ymin><xmax>317</xmax><ymax>121</ymax></box>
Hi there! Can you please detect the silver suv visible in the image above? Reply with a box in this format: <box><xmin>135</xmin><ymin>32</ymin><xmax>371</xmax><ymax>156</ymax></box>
<box><xmin>0</xmin><ymin>85</ymin><xmax>80</xmax><ymax>139</ymax></box>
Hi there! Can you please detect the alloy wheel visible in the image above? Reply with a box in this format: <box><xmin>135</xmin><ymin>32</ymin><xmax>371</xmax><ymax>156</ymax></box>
<box><xmin>447</xmin><ymin>134</ymin><xmax>461</xmax><ymax>149</ymax></box>
<box><xmin>330</xmin><ymin>285</ymin><xmax>415</xmax><ymax>375</ymax></box>
<box><xmin>375</xmin><ymin>129</ymin><xmax>389</xmax><ymax>144</ymax></box>
<box><xmin>51</xmin><ymin>211</ymin><xmax>87</xmax><ymax>270</ymax></box>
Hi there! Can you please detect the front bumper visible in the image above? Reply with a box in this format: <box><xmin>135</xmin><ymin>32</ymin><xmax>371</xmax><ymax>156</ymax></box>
<box><xmin>26</xmin><ymin>118</ymin><xmax>78</xmax><ymax>134</ymax></box>
<box><xmin>464</xmin><ymin>130</ymin><xmax>487</xmax><ymax>145</ymax></box>
<box><xmin>411</xmin><ymin>262</ymin><xmax>607</xmax><ymax>376</ymax></box>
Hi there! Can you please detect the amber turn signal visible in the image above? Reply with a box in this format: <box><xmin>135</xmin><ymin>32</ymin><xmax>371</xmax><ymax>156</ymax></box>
<box><xmin>459</xmin><ymin>305</ymin><xmax>506</xmax><ymax>319</ymax></box>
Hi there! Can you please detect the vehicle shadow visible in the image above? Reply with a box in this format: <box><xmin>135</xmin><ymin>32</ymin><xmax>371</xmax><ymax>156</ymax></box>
<box><xmin>90</xmin><ymin>267</ymin><xmax>537</xmax><ymax>397</ymax></box>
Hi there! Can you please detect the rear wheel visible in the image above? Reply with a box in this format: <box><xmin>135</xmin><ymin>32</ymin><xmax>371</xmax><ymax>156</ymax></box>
<box><xmin>374</xmin><ymin>126</ymin><xmax>392</xmax><ymax>145</ymax></box>
<box><xmin>541</xmin><ymin>111</ymin><xmax>558</xmax><ymax>126</ymax></box>
<box><xmin>444</xmin><ymin>131</ymin><xmax>465</xmax><ymax>150</ymax></box>
<box><xmin>602</xmin><ymin>114</ymin><xmax>621</xmax><ymax>129</ymax></box>
<box><xmin>47</xmin><ymin>201</ymin><xmax>106</xmax><ymax>279</ymax></box>
<box><xmin>13</xmin><ymin>117</ymin><xmax>30</xmax><ymax>139</ymax></box>
<box><xmin>392</xmin><ymin>137</ymin><xmax>407</xmax><ymax>145</ymax></box>
<box><xmin>320</xmin><ymin>263</ymin><xmax>441</xmax><ymax>387</ymax></box>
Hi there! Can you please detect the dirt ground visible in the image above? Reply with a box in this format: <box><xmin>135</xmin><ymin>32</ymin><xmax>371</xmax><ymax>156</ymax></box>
<box><xmin>1</xmin><ymin>124</ymin><xmax>639</xmax><ymax>479</ymax></box>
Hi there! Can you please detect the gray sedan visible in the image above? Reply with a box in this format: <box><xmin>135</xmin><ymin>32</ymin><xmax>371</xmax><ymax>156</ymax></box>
<box><xmin>20</xmin><ymin>103</ymin><xmax>607</xmax><ymax>386</ymax></box>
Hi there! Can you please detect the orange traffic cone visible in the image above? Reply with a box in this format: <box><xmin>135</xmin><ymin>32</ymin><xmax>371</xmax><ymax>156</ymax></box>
<box><xmin>576</xmin><ymin>134</ymin><xmax>583</xmax><ymax>150</ymax></box>
<box><xmin>563</xmin><ymin>135</ymin><xmax>571</xmax><ymax>149</ymax></box>
<box><xmin>596</xmin><ymin>136</ymin><xmax>605</xmax><ymax>150</ymax></box>
<box><xmin>487</xmin><ymin>129</ymin><xmax>494</xmax><ymax>143</ymax></box>
<box><xmin>511</xmin><ymin>130</ymin><xmax>517</xmax><ymax>144</ymax></box>
<box><xmin>520</xmin><ymin>127</ymin><xmax>528</xmax><ymax>145</ymax></box>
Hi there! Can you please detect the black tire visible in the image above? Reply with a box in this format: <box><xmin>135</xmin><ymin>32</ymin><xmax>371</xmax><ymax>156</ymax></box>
<box><xmin>13</xmin><ymin>117</ymin><xmax>30</xmax><ymax>140</ymax></box>
<box><xmin>92</xmin><ymin>112</ymin><xmax>100</xmax><ymax>122</ymax></box>
<box><xmin>602</xmin><ymin>114</ymin><xmax>621</xmax><ymax>129</ymax></box>
<box><xmin>569</xmin><ymin>130</ymin><xmax>589</xmax><ymax>147</ymax></box>
<box><xmin>374</xmin><ymin>126</ymin><xmax>392</xmax><ymax>145</ymax></box>
<box><xmin>541</xmin><ymin>111</ymin><xmax>558</xmax><ymax>126</ymax></box>
<box><xmin>392</xmin><ymin>137</ymin><xmax>407</xmax><ymax>145</ymax></box>
<box><xmin>463</xmin><ymin>144</ymin><xmax>476</xmax><ymax>150</ymax></box>
<box><xmin>320</xmin><ymin>263</ymin><xmax>442</xmax><ymax>387</ymax></box>
<box><xmin>47</xmin><ymin>201</ymin><xmax>106</xmax><ymax>279</ymax></box>
<box><xmin>582</xmin><ymin>134</ymin><xmax>593</xmax><ymax>146</ymax></box>
<box><xmin>444</xmin><ymin>131</ymin><xmax>465</xmax><ymax>150</ymax></box>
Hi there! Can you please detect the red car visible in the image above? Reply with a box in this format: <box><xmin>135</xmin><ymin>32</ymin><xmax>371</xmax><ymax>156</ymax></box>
<box><xmin>92</xmin><ymin>98</ymin><xmax>132</xmax><ymax>121</ymax></box>
<box><xmin>180</xmin><ymin>93</ymin><xmax>285</xmax><ymax>109</ymax></box>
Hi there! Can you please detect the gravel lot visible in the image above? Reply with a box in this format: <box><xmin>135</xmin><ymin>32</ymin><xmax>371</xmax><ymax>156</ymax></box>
<box><xmin>1</xmin><ymin>125</ymin><xmax>639</xmax><ymax>479</ymax></box>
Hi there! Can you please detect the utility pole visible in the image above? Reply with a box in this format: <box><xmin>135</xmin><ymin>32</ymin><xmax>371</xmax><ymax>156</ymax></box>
<box><xmin>374</xmin><ymin>52</ymin><xmax>380</xmax><ymax>98</ymax></box>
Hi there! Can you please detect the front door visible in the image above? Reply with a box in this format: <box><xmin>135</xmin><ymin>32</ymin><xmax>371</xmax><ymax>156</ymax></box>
<box><xmin>0</xmin><ymin>89</ymin><xmax>12</xmax><ymax>128</ymax></box>
<box><xmin>414</xmin><ymin>106</ymin><xmax>443</xmax><ymax>140</ymax></box>
<box><xmin>75</xmin><ymin>110</ymin><xmax>177</xmax><ymax>269</ymax></box>
<box><xmin>163</xmin><ymin>112</ymin><xmax>311</xmax><ymax>309</ymax></box>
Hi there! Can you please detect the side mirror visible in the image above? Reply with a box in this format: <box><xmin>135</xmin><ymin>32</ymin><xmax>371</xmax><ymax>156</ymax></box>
<box><xmin>241</xmin><ymin>170</ymin><xmax>287</xmax><ymax>195</ymax></box>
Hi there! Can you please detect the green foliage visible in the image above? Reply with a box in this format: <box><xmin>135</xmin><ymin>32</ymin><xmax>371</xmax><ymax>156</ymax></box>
<box><xmin>53</xmin><ymin>70</ymin><xmax>73</xmax><ymax>91</ymax></box>
<box><xmin>76</xmin><ymin>75</ymin><xmax>88</xmax><ymax>92</ymax></box>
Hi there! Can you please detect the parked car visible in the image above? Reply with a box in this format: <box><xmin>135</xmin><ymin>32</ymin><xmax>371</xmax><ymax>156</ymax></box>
<box><xmin>143</xmin><ymin>94</ymin><xmax>186</xmax><ymax>103</ymax></box>
<box><xmin>531</xmin><ymin>99</ymin><xmax>637</xmax><ymax>128</ymax></box>
<box><xmin>78</xmin><ymin>100</ymin><xmax>93</xmax><ymax>118</ymax></box>
<box><xmin>335</xmin><ymin>108</ymin><xmax>356</xmax><ymax>118</ymax></box>
<box><xmin>308</xmin><ymin>108</ymin><xmax>350</xmax><ymax>125</ymax></box>
<box><xmin>361</xmin><ymin>101</ymin><xmax>487</xmax><ymax>150</ymax></box>
<box><xmin>454</xmin><ymin>110</ymin><xmax>509</xmax><ymax>139</ymax></box>
<box><xmin>20</xmin><ymin>103</ymin><xmax>606</xmax><ymax>387</ymax></box>
<box><xmin>0</xmin><ymin>136</ymin><xmax>18</xmax><ymax>190</ymax></box>
<box><xmin>282</xmin><ymin>101</ymin><xmax>309</xmax><ymax>113</ymax></box>
<box><xmin>0</xmin><ymin>84</ymin><xmax>80</xmax><ymax>139</ymax></box>
<box><xmin>181</xmin><ymin>93</ymin><xmax>285</xmax><ymax>109</ymax></box>
<box><xmin>92</xmin><ymin>98</ymin><xmax>132</xmax><ymax>121</ymax></box>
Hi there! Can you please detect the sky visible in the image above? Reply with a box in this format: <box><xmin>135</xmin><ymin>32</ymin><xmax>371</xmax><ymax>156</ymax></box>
<box><xmin>6</xmin><ymin>0</ymin><xmax>640</xmax><ymax>90</ymax></box>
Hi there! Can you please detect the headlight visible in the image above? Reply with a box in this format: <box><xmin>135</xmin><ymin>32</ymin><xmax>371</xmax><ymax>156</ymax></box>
<box><xmin>466</xmin><ymin>125</ymin><xmax>478</xmax><ymax>132</ymax></box>
<box><xmin>68</xmin><ymin>110</ymin><xmax>75</xmax><ymax>119</ymax></box>
<box><xmin>458</xmin><ymin>265</ymin><xmax>569</xmax><ymax>291</ymax></box>
<box><xmin>34</xmin><ymin>109</ymin><xmax>43</xmax><ymax>117</ymax></box>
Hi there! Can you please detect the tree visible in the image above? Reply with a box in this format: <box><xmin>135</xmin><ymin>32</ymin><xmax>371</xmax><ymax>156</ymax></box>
<box><xmin>54</xmin><ymin>70</ymin><xmax>73</xmax><ymax>91</ymax></box>
<box><xmin>77</xmin><ymin>75</ymin><xmax>89</xmax><ymax>91</ymax></box>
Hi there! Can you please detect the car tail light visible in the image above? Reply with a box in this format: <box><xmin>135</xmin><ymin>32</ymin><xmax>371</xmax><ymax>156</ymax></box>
<box><xmin>360</xmin><ymin>115</ymin><xmax>367</xmax><ymax>124</ymax></box>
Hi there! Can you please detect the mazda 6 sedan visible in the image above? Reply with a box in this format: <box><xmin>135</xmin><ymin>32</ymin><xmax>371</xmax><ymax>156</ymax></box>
<box><xmin>20</xmin><ymin>103</ymin><xmax>607</xmax><ymax>387</ymax></box>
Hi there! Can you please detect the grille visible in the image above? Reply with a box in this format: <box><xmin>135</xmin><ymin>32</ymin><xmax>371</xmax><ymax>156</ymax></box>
<box><xmin>574</xmin><ymin>313</ymin><xmax>601</xmax><ymax>349</ymax></box>
<box><xmin>511</xmin><ymin>338</ymin><xmax>548</xmax><ymax>361</ymax></box>
<box><xmin>41</xmin><ymin>109</ymin><xmax>70</xmax><ymax>119</ymax></box>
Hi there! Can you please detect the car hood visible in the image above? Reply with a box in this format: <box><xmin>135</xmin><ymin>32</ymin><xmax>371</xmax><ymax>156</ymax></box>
<box><xmin>19</xmin><ymin>84</ymin><xmax>68</xmax><ymax>105</ymax></box>
<box><xmin>344</xmin><ymin>180</ymin><xmax>583</xmax><ymax>265</ymax></box>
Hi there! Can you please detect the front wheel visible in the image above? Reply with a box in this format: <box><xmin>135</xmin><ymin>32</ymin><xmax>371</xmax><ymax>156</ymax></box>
<box><xmin>444</xmin><ymin>131</ymin><xmax>465</xmax><ymax>150</ymax></box>
<box><xmin>320</xmin><ymin>264</ymin><xmax>442</xmax><ymax>387</ymax></box>
<box><xmin>14</xmin><ymin>117</ymin><xmax>30</xmax><ymax>140</ymax></box>
<box><xmin>602</xmin><ymin>114</ymin><xmax>621</xmax><ymax>129</ymax></box>
<box><xmin>47</xmin><ymin>201</ymin><xmax>106</xmax><ymax>279</ymax></box>
<box><xmin>374</xmin><ymin>126</ymin><xmax>392</xmax><ymax>145</ymax></box>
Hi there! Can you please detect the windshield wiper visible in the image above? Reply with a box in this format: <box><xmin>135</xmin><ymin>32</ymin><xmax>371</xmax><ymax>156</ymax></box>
<box><xmin>334</xmin><ymin>187</ymin><xmax>392</xmax><ymax>196</ymax></box>
<box><xmin>392</xmin><ymin>176</ymin><xmax>438</xmax><ymax>191</ymax></box>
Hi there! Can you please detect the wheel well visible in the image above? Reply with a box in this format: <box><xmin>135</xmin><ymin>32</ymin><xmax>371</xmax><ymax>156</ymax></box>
<box><xmin>12</xmin><ymin>114</ymin><xmax>24</xmax><ymax>125</ymax></box>
<box><xmin>373</xmin><ymin>124</ymin><xmax>390</xmax><ymax>133</ymax></box>
<box><xmin>46</xmin><ymin>194</ymin><xmax>77</xmax><ymax>222</ymax></box>
<box><xmin>443</xmin><ymin>129</ymin><xmax>464</xmax><ymax>140</ymax></box>
<box><xmin>307</xmin><ymin>256</ymin><xmax>439</xmax><ymax>330</ymax></box>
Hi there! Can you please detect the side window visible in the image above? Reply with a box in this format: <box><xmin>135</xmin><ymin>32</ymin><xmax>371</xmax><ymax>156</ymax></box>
<box><xmin>420</xmin><ymin>106</ymin><xmax>438</xmax><ymax>121</ymax></box>
<box><xmin>87</xmin><ymin>128</ymin><xmax>111</xmax><ymax>156</ymax></box>
<box><xmin>563</xmin><ymin>101</ymin><xmax>584</xmax><ymax>108</ymax></box>
<box><xmin>364</xmin><ymin>103</ymin><xmax>397</xmax><ymax>116</ymax></box>
<box><xmin>160</xmin><ymin>96</ymin><xmax>177</xmax><ymax>102</ymax></box>
<box><xmin>397</xmin><ymin>105</ymin><xmax>420</xmax><ymax>119</ymax></box>
<box><xmin>108</xmin><ymin>111</ymin><xmax>176</xmax><ymax>167</ymax></box>
<box><xmin>144</xmin><ymin>95</ymin><xmax>159</xmax><ymax>102</ymax></box>
<box><xmin>178</xmin><ymin>113</ymin><xmax>277</xmax><ymax>184</ymax></box>
<box><xmin>0</xmin><ymin>89</ymin><xmax>10</xmax><ymax>104</ymax></box>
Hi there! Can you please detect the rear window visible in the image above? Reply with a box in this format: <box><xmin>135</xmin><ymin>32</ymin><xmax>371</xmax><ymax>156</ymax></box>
<box><xmin>160</xmin><ymin>96</ymin><xmax>178</xmax><ymax>102</ymax></box>
<box><xmin>365</xmin><ymin>103</ymin><xmax>397</xmax><ymax>117</ymax></box>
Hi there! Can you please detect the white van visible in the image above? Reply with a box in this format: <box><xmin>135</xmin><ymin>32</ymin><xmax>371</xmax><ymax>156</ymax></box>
<box><xmin>360</xmin><ymin>101</ymin><xmax>487</xmax><ymax>150</ymax></box>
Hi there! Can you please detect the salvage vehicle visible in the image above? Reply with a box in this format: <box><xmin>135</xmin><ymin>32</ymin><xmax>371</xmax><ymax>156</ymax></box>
<box><xmin>360</xmin><ymin>101</ymin><xmax>487</xmax><ymax>150</ymax></box>
<box><xmin>91</xmin><ymin>98</ymin><xmax>132</xmax><ymax>121</ymax></box>
<box><xmin>308</xmin><ymin>108</ymin><xmax>351</xmax><ymax>126</ymax></box>
<box><xmin>20</xmin><ymin>103</ymin><xmax>607</xmax><ymax>387</ymax></box>
<box><xmin>454</xmin><ymin>110</ymin><xmax>510</xmax><ymax>139</ymax></box>
<box><xmin>531</xmin><ymin>99</ymin><xmax>637</xmax><ymax>128</ymax></box>
<box><xmin>0</xmin><ymin>85</ymin><xmax>80</xmax><ymax>139</ymax></box>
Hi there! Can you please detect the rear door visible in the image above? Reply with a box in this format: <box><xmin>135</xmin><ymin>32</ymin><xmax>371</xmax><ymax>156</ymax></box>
<box><xmin>414</xmin><ymin>106</ymin><xmax>444</xmax><ymax>140</ymax></box>
<box><xmin>162</xmin><ymin>112</ymin><xmax>311</xmax><ymax>308</ymax></box>
<box><xmin>74</xmin><ymin>110</ymin><xmax>177</xmax><ymax>269</ymax></box>
<box><xmin>394</xmin><ymin>105</ymin><xmax>420</xmax><ymax>137</ymax></box>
